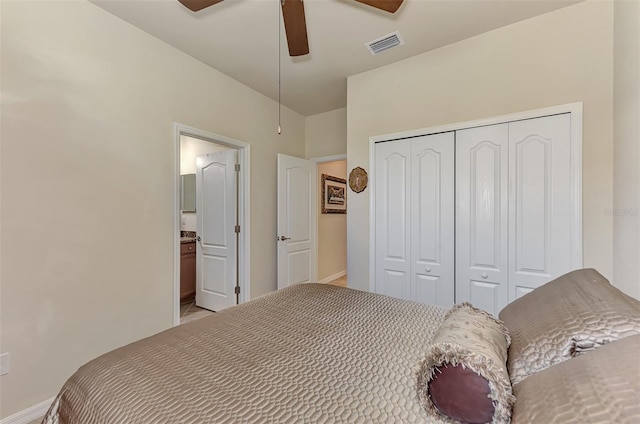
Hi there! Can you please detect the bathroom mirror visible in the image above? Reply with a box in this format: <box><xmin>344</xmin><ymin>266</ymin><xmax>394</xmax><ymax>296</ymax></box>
<box><xmin>180</xmin><ymin>174</ymin><xmax>196</xmax><ymax>212</ymax></box>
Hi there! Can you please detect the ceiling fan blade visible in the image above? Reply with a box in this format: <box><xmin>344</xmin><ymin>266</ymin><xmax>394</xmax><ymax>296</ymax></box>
<box><xmin>178</xmin><ymin>0</ymin><xmax>224</xmax><ymax>12</ymax></box>
<box><xmin>281</xmin><ymin>0</ymin><xmax>310</xmax><ymax>57</ymax></box>
<box><xmin>354</xmin><ymin>0</ymin><xmax>403</xmax><ymax>13</ymax></box>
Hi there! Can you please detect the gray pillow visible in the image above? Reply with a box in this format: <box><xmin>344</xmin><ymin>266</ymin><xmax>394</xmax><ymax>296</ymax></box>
<box><xmin>499</xmin><ymin>268</ymin><xmax>640</xmax><ymax>385</ymax></box>
<box><xmin>511</xmin><ymin>334</ymin><xmax>640</xmax><ymax>423</ymax></box>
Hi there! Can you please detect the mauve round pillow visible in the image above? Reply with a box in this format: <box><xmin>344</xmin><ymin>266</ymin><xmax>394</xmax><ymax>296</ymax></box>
<box><xmin>428</xmin><ymin>364</ymin><xmax>495</xmax><ymax>424</ymax></box>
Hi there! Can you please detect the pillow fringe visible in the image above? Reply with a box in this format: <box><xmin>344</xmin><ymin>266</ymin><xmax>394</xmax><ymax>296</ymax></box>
<box><xmin>416</xmin><ymin>343</ymin><xmax>515</xmax><ymax>424</ymax></box>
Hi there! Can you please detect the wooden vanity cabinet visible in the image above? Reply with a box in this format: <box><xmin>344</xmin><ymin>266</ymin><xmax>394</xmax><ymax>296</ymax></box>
<box><xmin>180</xmin><ymin>241</ymin><xmax>196</xmax><ymax>302</ymax></box>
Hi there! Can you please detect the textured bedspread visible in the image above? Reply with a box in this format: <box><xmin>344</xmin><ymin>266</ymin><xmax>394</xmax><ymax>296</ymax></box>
<box><xmin>43</xmin><ymin>284</ymin><xmax>447</xmax><ymax>423</ymax></box>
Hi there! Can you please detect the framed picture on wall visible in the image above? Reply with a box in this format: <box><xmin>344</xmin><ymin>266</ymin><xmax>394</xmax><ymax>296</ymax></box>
<box><xmin>322</xmin><ymin>174</ymin><xmax>347</xmax><ymax>214</ymax></box>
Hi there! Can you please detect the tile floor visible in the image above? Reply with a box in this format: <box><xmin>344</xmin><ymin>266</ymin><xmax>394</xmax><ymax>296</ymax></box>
<box><xmin>327</xmin><ymin>274</ymin><xmax>348</xmax><ymax>287</ymax></box>
<box><xmin>180</xmin><ymin>299</ymin><xmax>215</xmax><ymax>324</ymax></box>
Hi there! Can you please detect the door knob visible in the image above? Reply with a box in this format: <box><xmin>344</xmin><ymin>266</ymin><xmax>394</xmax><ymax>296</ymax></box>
<box><xmin>425</xmin><ymin>267</ymin><xmax>432</xmax><ymax>273</ymax></box>
<box><xmin>279</xmin><ymin>236</ymin><xmax>291</xmax><ymax>241</ymax></box>
<box><xmin>481</xmin><ymin>273</ymin><xmax>488</xmax><ymax>279</ymax></box>
<box><xmin>196</xmin><ymin>236</ymin><xmax>201</xmax><ymax>242</ymax></box>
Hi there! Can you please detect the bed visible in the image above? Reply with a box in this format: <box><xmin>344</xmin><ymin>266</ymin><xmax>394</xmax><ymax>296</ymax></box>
<box><xmin>43</xmin><ymin>270</ymin><xmax>640</xmax><ymax>424</ymax></box>
<box><xmin>43</xmin><ymin>284</ymin><xmax>448</xmax><ymax>423</ymax></box>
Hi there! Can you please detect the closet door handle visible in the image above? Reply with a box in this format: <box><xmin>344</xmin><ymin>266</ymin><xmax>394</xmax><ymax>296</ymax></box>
<box><xmin>425</xmin><ymin>267</ymin><xmax>432</xmax><ymax>273</ymax></box>
<box><xmin>481</xmin><ymin>273</ymin><xmax>488</xmax><ymax>279</ymax></box>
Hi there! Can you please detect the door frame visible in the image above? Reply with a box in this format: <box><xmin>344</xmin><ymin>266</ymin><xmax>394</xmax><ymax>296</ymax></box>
<box><xmin>368</xmin><ymin>102</ymin><xmax>583</xmax><ymax>293</ymax></box>
<box><xmin>173</xmin><ymin>123</ymin><xmax>251</xmax><ymax>326</ymax></box>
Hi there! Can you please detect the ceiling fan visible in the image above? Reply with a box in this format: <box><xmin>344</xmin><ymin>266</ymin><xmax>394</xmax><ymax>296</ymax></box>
<box><xmin>178</xmin><ymin>0</ymin><xmax>404</xmax><ymax>56</ymax></box>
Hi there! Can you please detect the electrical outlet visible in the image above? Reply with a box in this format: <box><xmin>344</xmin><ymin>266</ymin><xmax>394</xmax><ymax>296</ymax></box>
<box><xmin>0</xmin><ymin>352</ymin><xmax>10</xmax><ymax>376</ymax></box>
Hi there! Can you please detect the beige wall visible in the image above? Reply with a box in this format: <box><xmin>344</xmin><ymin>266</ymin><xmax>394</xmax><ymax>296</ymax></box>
<box><xmin>317</xmin><ymin>161</ymin><xmax>347</xmax><ymax>282</ymax></box>
<box><xmin>0</xmin><ymin>1</ymin><xmax>306</xmax><ymax>418</ymax></box>
<box><xmin>613</xmin><ymin>0</ymin><xmax>640</xmax><ymax>298</ymax></box>
<box><xmin>305</xmin><ymin>108</ymin><xmax>347</xmax><ymax>158</ymax></box>
<box><xmin>347</xmin><ymin>1</ymin><xmax>615</xmax><ymax>292</ymax></box>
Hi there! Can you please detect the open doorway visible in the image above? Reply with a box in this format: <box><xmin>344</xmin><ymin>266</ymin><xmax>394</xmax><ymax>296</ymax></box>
<box><xmin>173</xmin><ymin>124</ymin><xmax>251</xmax><ymax>326</ymax></box>
<box><xmin>314</xmin><ymin>155</ymin><xmax>347</xmax><ymax>287</ymax></box>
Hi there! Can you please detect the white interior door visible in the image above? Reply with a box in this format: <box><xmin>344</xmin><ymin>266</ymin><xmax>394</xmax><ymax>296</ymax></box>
<box><xmin>277</xmin><ymin>154</ymin><xmax>317</xmax><ymax>289</ymax></box>
<box><xmin>508</xmin><ymin>114</ymin><xmax>573</xmax><ymax>298</ymax></box>
<box><xmin>411</xmin><ymin>133</ymin><xmax>455</xmax><ymax>307</ymax></box>
<box><xmin>196</xmin><ymin>149</ymin><xmax>238</xmax><ymax>311</ymax></box>
<box><xmin>374</xmin><ymin>140</ymin><xmax>411</xmax><ymax>300</ymax></box>
<box><xmin>456</xmin><ymin>124</ymin><xmax>509</xmax><ymax>316</ymax></box>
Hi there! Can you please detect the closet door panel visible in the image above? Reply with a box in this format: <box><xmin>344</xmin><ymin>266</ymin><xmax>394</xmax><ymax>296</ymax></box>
<box><xmin>509</xmin><ymin>114</ymin><xmax>573</xmax><ymax>296</ymax></box>
<box><xmin>411</xmin><ymin>132</ymin><xmax>455</xmax><ymax>307</ymax></box>
<box><xmin>515</xmin><ymin>286</ymin><xmax>534</xmax><ymax>299</ymax></box>
<box><xmin>456</xmin><ymin>124</ymin><xmax>509</xmax><ymax>316</ymax></box>
<box><xmin>374</xmin><ymin>140</ymin><xmax>411</xmax><ymax>300</ymax></box>
<box><xmin>469</xmin><ymin>280</ymin><xmax>501</xmax><ymax>315</ymax></box>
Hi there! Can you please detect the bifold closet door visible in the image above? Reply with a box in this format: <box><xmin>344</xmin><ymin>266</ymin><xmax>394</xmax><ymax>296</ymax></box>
<box><xmin>508</xmin><ymin>114</ymin><xmax>573</xmax><ymax>298</ymax></box>
<box><xmin>410</xmin><ymin>133</ymin><xmax>455</xmax><ymax>307</ymax></box>
<box><xmin>456</xmin><ymin>124</ymin><xmax>509</xmax><ymax>316</ymax></box>
<box><xmin>374</xmin><ymin>133</ymin><xmax>454</xmax><ymax>306</ymax></box>
<box><xmin>374</xmin><ymin>139</ymin><xmax>411</xmax><ymax>300</ymax></box>
<box><xmin>456</xmin><ymin>114</ymin><xmax>574</xmax><ymax>315</ymax></box>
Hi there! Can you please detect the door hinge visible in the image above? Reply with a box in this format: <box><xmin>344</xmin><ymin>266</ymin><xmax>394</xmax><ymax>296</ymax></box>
<box><xmin>235</xmin><ymin>225</ymin><xmax>240</xmax><ymax>233</ymax></box>
<box><xmin>235</xmin><ymin>163</ymin><xmax>240</xmax><ymax>172</ymax></box>
<box><xmin>234</xmin><ymin>286</ymin><xmax>241</xmax><ymax>295</ymax></box>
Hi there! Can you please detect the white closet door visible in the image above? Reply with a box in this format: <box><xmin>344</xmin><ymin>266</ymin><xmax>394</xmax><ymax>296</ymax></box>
<box><xmin>508</xmin><ymin>114</ymin><xmax>573</xmax><ymax>298</ymax></box>
<box><xmin>375</xmin><ymin>140</ymin><xmax>411</xmax><ymax>300</ymax></box>
<box><xmin>410</xmin><ymin>133</ymin><xmax>455</xmax><ymax>307</ymax></box>
<box><xmin>456</xmin><ymin>124</ymin><xmax>509</xmax><ymax>316</ymax></box>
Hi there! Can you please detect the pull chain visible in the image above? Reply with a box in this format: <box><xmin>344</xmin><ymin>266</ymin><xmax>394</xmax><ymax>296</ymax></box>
<box><xmin>277</xmin><ymin>0</ymin><xmax>282</xmax><ymax>135</ymax></box>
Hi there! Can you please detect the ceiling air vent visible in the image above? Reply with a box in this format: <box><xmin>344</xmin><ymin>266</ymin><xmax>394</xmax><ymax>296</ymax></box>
<box><xmin>365</xmin><ymin>31</ymin><xmax>404</xmax><ymax>55</ymax></box>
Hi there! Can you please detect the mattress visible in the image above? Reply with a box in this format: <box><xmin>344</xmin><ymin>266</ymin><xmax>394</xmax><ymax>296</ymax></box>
<box><xmin>43</xmin><ymin>284</ymin><xmax>447</xmax><ymax>423</ymax></box>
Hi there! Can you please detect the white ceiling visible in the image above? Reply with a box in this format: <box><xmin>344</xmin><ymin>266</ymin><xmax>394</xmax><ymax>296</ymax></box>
<box><xmin>92</xmin><ymin>0</ymin><xmax>579</xmax><ymax>116</ymax></box>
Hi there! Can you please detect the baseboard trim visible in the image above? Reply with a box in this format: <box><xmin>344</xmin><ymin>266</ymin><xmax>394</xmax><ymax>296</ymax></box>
<box><xmin>1</xmin><ymin>397</ymin><xmax>54</xmax><ymax>424</ymax></box>
<box><xmin>317</xmin><ymin>270</ymin><xmax>347</xmax><ymax>285</ymax></box>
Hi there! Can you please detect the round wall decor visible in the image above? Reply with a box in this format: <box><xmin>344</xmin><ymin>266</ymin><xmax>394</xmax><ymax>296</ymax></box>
<box><xmin>349</xmin><ymin>167</ymin><xmax>368</xmax><ymax>193</ymax></box>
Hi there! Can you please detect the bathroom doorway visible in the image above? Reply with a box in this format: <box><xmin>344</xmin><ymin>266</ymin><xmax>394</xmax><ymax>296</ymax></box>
<box><xmin>174</xmin><ymin>124</ymin><xmax>250</xmax><ymax>326</ymax></box>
